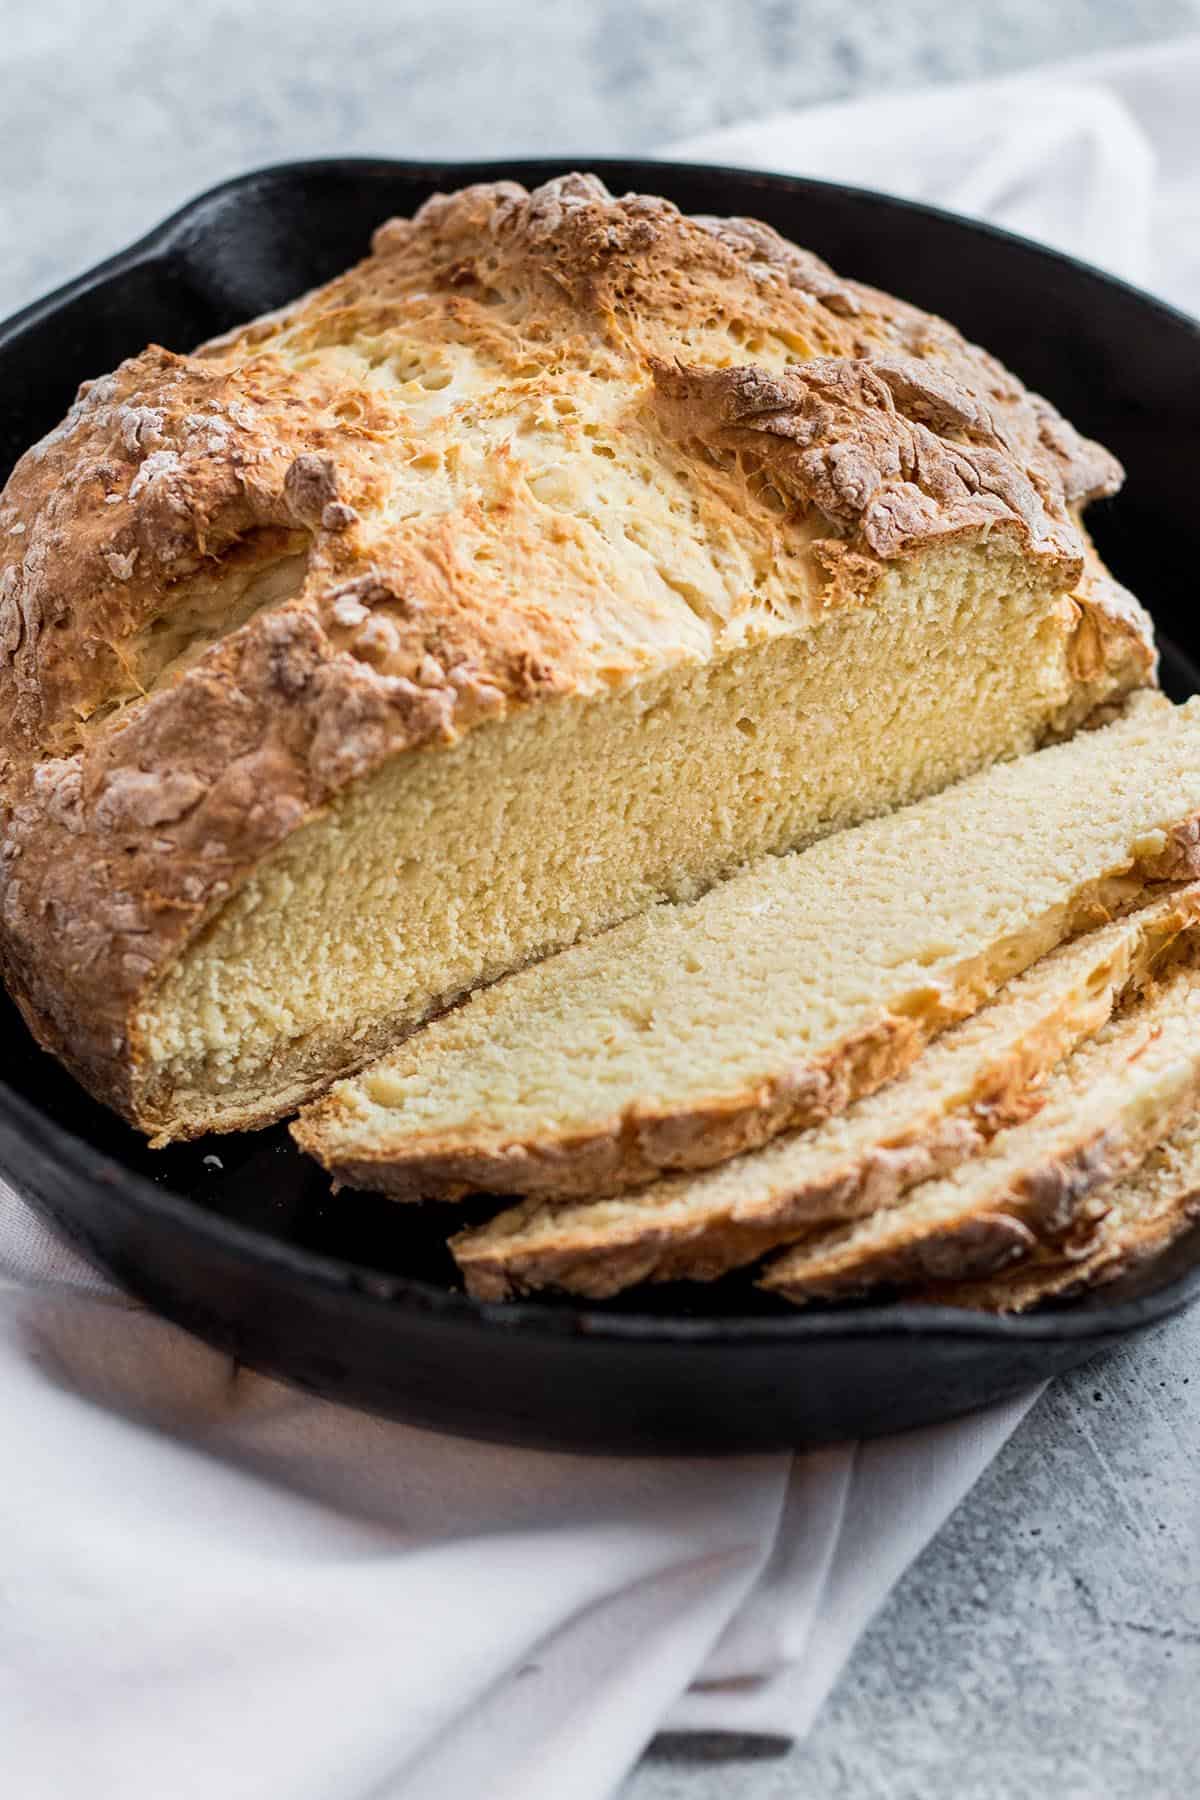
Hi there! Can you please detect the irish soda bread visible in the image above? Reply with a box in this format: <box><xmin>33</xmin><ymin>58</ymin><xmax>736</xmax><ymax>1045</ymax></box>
<box><xmin>451</xmin><ymin>892</ymin><xmax>1200</xmax><ymax>1300</ymax></box>
<box><xmin>296</xmin><ymin>695</ymin><xmax>1200</xmax><ymax>1199</ymax></box>
<box><xmin>0</xmin><ymin>173</ymin><xmax>1154</xmax><ymax>1140</ymax></box>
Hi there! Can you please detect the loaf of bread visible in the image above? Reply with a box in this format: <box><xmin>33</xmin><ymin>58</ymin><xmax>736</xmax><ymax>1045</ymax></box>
<box><xmin>760</xmin><ymin>959</ymin><xmax>1200</xmax><ymax>1301</ymax></box>
<box><xmin>451</xmin><ymin>890</ymin><xmax>1199</xmax><ymax>1300</ymax></box>
<box><xmin>297</xmin><ymin>694</ymin><xmax>1200</xmax><ymax>1199</ymax></box>
<box><xmin>921</xmin><ymin>1112</ymin><xmax>1200</xmax><ymax>1311</ymax></box>
<box><xmin>0</xmin><ymin>173</ymin><xmax>1154</xmax><ymax>1141</ymax></box>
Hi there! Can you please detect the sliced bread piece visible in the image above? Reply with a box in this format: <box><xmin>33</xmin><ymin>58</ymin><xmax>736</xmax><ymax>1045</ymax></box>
<box><xmin>760</xmin><ymin>963</ymin><xmax>1200</xmax><ymax>1303</ymax></box>
<box><xmin>919</xmin><ymin>1111</ymin><xmax>1200</xmax><ymax>1312</ymax></box>
<box><xmin>451</xmin><ymin>890</ymin><xmax>1200</xmax><ymax>1299</ymax></box>
<box><xmin>295</xmin><ymin>694</ymin><xmax>1200</xmax><ymax>1201</ymax></box>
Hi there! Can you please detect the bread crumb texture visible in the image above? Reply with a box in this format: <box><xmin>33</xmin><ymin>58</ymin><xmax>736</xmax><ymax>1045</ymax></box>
<box><xmin>297</xmin><ymin>695</ymin><xmax>1200</xmax><ymax>1198</ymax></box>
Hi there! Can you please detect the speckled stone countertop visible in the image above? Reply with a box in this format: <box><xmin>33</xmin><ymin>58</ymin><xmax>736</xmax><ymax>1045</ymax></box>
<box><xmin>3</xmin><ymin>2</ymin><xmax>1199</xmax><ymax>1794</ymax></box>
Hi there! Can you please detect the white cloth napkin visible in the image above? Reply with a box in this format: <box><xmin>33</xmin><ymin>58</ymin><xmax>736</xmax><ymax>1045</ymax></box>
<box><xmin>4</xmin><ymin>33</ymin><xmax>1200</xmax><ymax>1800</ymax></box>
<box><xmin>674</xmin><ymin>33</ymin><xmax>1200</xmax><ymax>309</ymax></box>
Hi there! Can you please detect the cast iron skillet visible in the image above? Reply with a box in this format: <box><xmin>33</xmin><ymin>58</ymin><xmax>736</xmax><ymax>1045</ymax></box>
<box><xmin>2</xmin><ymin>158</ymin><xmax>1200</xmax><ymax>1455</ymax></box>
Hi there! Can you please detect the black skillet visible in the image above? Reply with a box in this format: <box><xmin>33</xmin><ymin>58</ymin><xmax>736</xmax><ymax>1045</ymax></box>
<box><xmin>2</xmin><ymin>158</ymin><xmax>1199</xmax><ymax>1454</ymax></box>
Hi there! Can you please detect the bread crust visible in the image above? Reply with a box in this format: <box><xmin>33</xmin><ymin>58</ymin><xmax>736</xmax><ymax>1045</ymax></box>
<box><xmin>922</xmin><ymin>1175</ymin><xmax>1200</xmax><ymax>1312</ymax></box>
<box><xmin>917</xmin><ymin>1110</ymin><xmax>1200</xmax><ymax>1311</ymax></box>
<box><xmin>0</xmin><ymin>174</ymin><xmax>1155</xmax><ymax>1134</ymax></box>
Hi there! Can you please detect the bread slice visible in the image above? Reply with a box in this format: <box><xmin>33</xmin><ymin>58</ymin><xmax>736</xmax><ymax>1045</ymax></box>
<box><xmin>450</xmin><ymin>891</ymin><xmax>1200</xmax><ymax>1300</ymax></box>
<box><xmin>760</xmin><ymin>962</ymin><xmax>1200</xmax><ymax>1303</ymax></box>
<box><xmin>294</xmin><ymin>694</ymin><xmax>1200</xmax><ymax>1200</ymax></box>
<box><xmin>0</xmin><ymin>174</ymin><xmax>1154</xmax><ymax>1141</ymax></box>
<box><xmin>921</xmin><ymin>1111</ymin><xmax>1200</xmax><ymax>1312</ymax></box>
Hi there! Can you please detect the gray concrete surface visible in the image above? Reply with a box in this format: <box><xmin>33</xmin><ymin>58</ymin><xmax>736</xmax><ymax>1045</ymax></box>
<box><xmin>633</xmin><ymin>1311</ymin><xmax>1200</xmax><ymax>1799</ymax></box>
<box><xmin>2</xmin><ymin>2</ymin><xmax>1198</xmax><ymax>1794</ymax></box>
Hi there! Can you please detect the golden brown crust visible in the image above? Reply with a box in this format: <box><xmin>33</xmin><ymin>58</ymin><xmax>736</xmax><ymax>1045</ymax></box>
<box><xmin>922</xmin><ymin>1178</ymin><xmax>1200</xmax><ymax>1312</ymax></box>
<box><xmin>649</xmin><ymin>355</ymin><xmax>1093</xmax><ymax>572</ymax></box>
<box><xmin>762</xmin><ymin>1134</ymin><xmax>1120</xmax><ymax>1302</ymax></box>
<box><xmin>917</xmin><ymin>1107</ymin><xmax>1200</xmax><ymax>1311</ymax></box>
<box><xmin>0</xmin><ymin>173</ymin><xmax>1155</xmax><ymax>1133</ymax></box>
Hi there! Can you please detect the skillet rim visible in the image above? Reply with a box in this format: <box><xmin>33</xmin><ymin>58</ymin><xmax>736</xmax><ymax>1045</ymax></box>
<box><xmin>2</xmin><ymin>151</ymin><xmax>1199</xmax><ymax>1355</ymax></box>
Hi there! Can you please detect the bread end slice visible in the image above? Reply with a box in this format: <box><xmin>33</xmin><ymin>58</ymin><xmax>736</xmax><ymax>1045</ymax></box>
<box><xmin>919</xmin><ymin>1111</ymin><xmax>1200</xmax><ymax>1312</ymax></box>
<box><xmin>761</xmin><ymin>962</ymin><xmax>1200</xmax><ymax>1304</ymax></box>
